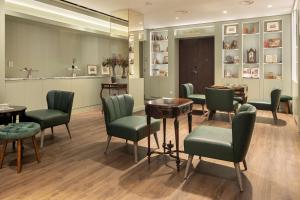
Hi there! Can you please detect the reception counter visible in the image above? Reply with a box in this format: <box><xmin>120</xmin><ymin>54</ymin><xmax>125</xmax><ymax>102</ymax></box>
<box><xmin>5</xmin><ymin>76</ymin><xmax>113</xmax><ymax>111</ymax></box>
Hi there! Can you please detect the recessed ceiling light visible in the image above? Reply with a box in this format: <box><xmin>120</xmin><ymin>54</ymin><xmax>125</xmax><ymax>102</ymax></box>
<box><xmin>222</xmin><ymin>10</ymin><xmax>228</xmax><ymax>14</ymax></box>
<box><xmin>175</xmin><ymin>16</ymin><xmax>179</xmax><ymax>20</ymax></box>
<box><xmin>239</xmin><ymin>0</ymin><xmax>255</xmax><ymax>6</ymax></box>
<box><xmin>267</xmin><ymin>4</ymin><xmax>273</xmax><ymax>8</ymax></box>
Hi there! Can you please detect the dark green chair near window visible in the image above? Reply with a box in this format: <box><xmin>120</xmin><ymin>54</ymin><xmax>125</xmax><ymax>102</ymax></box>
<box><xmin>184</xmin><ymin>104</ymin><xmax>257</xmax><ymax>191</ymax></box>
<box><xmin>205</xmin><ymin>87</ymin><xmax>239</xmax><ymax>122</ymax></box>
<box><xmin>248</xmin><ymin>89</ymin><xmax>281</xmax><ymax>124</ymax></box>
<box><xmin>0</xmin><ymin>122</ymin><xmax>41</xmax><ymax>173</ymax></box>
<box><xmin>103</xmin><ymin>94</ymin><xmax>160</xmax><ymax>163</ymax></box>
<box><xmin>24</xmin><ymin>90</ymin><xmax>74</xmax><ymax>148</ymax></box>
<box><xmin>180</xmin><ymin>83</ymin><xmax>206</xmax><ymax>113</ymax></box>
<box><xmin>280</xmin><ymin>95</ymin><xmax>292</xmax><ymax>114</ymax></box>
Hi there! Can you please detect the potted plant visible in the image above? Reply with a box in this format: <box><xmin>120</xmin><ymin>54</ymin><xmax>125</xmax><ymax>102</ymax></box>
<box><xmin>102</xmin><ymin>55</ymin><xmax>119</xmax><ymax>83</ymax></box>
<box><xmin>119</xmin><ymin>57</ymin><xmax>129</xmax><ymax>78</ymax></box>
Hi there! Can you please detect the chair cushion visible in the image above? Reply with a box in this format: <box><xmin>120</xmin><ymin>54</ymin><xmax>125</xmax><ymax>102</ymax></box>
<box><xmin>108</xmin><ymin>116</ymin><xmax>160</xmax><ymax>142</ymax></box>
<box><xmin>25</xmin><ymin>109</ymin><xmax>69</xmax><ymax>129</ymax></box>
<box><xmin>234</xmin><ymin>96</ymin><xmax>243</xmax><ymax>104</ymax></box>
<box><xmin>247</xmin><ymin>101</ymin><xmax>272</xmax><ymax>111</ymax></box>
<box><xmin>187</xmin><ymin>94</ymin><xmax>206</xmax><ymax>105</ymax></box>
<box><xmin>233</xmin><ymin>100</ymin><xmax>239</xmax><ymax>110</ymax></box>
<box><xmin>184</xmin><ymin>125</ymin><xmax>234</xmax><ymax>161</ymax></box>
<box><xmin>280</xmin><ymin>95</ymin><xmax>292</xmax><ymax>102</ymax></box>
<box><xmin>0</xmin><ymin>122</ymin><xmax>40</xmax><ymax>140</ymax></box>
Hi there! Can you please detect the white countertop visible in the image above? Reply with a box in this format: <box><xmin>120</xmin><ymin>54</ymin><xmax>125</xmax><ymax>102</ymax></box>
<box><xmin>5</xmin><ymin>75</ymin><xmax>110</xmax><ymax>81</ymax></box>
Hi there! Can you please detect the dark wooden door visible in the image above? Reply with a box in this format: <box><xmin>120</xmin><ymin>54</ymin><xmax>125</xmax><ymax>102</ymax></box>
<box><xmin>179</xmin><ymin>37</ymin><xmax>215</xmax><ymax>94</ymax></box>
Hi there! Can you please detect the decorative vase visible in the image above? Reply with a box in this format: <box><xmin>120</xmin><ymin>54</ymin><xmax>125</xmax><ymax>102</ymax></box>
<box><xmin>121</xmin><ymin>67</ymin><xmax>127</xmax><ymax>79</ymax></box>
<box><xmin>111</xmin><ymin>76</ymin><xmax>116</xmax><ymax>83</ymax></box>
<box><xmin>111</xmin><ymin>66</ymin><xmax>117</xmax><ymax>83</ymax></box>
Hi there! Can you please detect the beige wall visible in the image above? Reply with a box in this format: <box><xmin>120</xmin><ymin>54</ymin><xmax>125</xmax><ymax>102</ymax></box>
<box><xmin>0</xmin><ymin>0</ymin><xmax>5</xmax><ymax>102</ymax></box>
<box><xmin>5</xmin><ymin>16</ymin><xmax>128</xmax><ymax>78</ymax></box>
<box><xmin>145</xmin><ymin>14</ymin><xmax>292</xmax><ymax>102</ymax></box>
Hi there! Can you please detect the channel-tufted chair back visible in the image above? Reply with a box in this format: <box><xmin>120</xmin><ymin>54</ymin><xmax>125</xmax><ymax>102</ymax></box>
<box><xmin>102</xmin><ymin>94</ymin><xmax>134</xmax><ymax>127</ymax></box>
<box><xmin>180</xmin><ymin>83</ymin><xmax>194</xmax><ymax>98</ymax></box>
<box><xmin>47</xmin><ymin>90</ymin><xmax>74</xmax><ymax>122</ymax></box>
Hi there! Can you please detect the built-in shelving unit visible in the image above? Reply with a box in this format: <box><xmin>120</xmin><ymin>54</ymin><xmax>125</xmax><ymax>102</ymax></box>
<box><xmin>222</xmin><ymin>23</ymin><xmax>240</xmax><ymax>78</ymax></box>
<box><xmin>150</xmin><ymin>30</ymin><xmax>168</xmax><ymax>77</ymax></box>
<box><xmin>263</xmin><ymin>19</ymin><xmax>283</xmax><ymax>79</ymax></box>
<box><xmin>129</xmin><ymin>34</ymin><xmax>134</xmax><ymax>75</ymax></box>
<box><xmin>242</xmin><ymin>21</ymin><xmax>260</xmax><ymax>79</ymax></box>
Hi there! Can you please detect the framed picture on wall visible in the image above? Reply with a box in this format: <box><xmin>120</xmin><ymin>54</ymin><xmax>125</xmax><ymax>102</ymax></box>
<box><xmin>87</xmin><ymin>65</ymin><xmax>97</xmax><ymax>75</ymax></box>
<box><xmin>266</xmin><ymin>21</ymin><xmax>280</xmax><ymax>32</ymax></box>
<box><xmin>225</xmin><ymin>25</ymin><xmax>238</xmax><ymax>35</ymax></box>
<box><xmin>101</xmin><ymin>65</ymin><xmax>110</xmax><ymax>75</ymax></box>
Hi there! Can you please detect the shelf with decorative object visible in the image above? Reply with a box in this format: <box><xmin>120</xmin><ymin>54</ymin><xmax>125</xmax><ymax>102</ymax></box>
<box><xmin>263</xmin><ymin>19</ymin><xmax>283</xmax><ymax>80</ymax></box>
<box><xmin>242</xmin><ymin>21</ymin><xmax>260</xmax><ymax>79</ymax></box>
<box><xmin>150</xmin><ymin>30</ymin><xmax>168</xmax><ymax>77</ymax></box>
<box><xmin>222</xmin><ymin>23</ymin><xmax>241</xmax><ymax>79</ymax></box>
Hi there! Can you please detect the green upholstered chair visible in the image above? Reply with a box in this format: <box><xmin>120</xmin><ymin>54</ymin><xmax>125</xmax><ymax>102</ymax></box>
<box><xmin>180</xmin><ymin>83</ymin><xmax>206</xmax><ymax>113</ymax></box>
<box><xmin>205</xmin><ymin>88</ymin><xmax>239</xmax><ymax>122</ymax></box>
<box><xmin>280</xmin><ymin>95</ymin><xmax>292</xmax><ymax>114</ymax></box>
<box><xmin>248</xmin><ymin>89</ymin><xmax>281</xmax><ymax>124</ymax></box>
<box><xmin>0</xmin><ymin>122</ymin><xmax>41</xmax><ymax>173</ymax></box>
<box><xmin>24</xmin><ymin>90</ymin><xmax>74</xmax><ymax>148</ymax></box>
<box><xmin>184</xmin><ymin>104</ymin><xmax>256</xmax><ymax>191</ymax></box>
<box><xmin>103</xmin><ymin>94</ymin><xmax>160</xmax><ymax>163</ymax></box>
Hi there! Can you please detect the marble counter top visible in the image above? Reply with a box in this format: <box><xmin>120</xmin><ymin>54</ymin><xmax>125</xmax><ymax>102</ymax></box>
<box><xmin>5</xmin><ymin>75</ymin><xmax>110</xmax><ymax>81</ymax></box>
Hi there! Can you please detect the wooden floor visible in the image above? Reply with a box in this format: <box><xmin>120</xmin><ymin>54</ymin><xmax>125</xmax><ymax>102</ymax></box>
<box><xmin>0</xmin><ymin>107</ymin><xmax>300</xmax><ymax>200</ymax></box>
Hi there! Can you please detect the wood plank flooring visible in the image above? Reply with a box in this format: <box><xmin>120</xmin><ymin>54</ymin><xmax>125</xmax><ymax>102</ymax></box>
<box><xmin>0</xmin><ymin>107</ymin><xmax>300</xmax><ymax>200</ymax></box>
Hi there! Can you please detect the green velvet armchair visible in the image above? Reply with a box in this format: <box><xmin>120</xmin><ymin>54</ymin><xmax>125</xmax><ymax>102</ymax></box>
<box><xmin>180</xmin><ymin>83</ymin><xmax>206</xmax><ymax>113</ymax></box>
<box><xmin>248</xmin><ymin>89</ymin><xmax>281</xmax><ymax>124</ymax></box>
<box><xmin>184</xmin><ymin>104</ymin><xmax>257</xmax><ymax>191</ymax></box>
<box><xmin>103</xmin><ymin>94</ymin><xmax>160</xmax><ymax>163</ymax></box>
<box><xmin>25</xmin><ymin>90</ymin><xmax>74</xmax><ymax>148</ymax></box>
<box><xmin>205</xmin><ymin>88</ymin><xmax>239</xmax><ymax>122</ymax></box>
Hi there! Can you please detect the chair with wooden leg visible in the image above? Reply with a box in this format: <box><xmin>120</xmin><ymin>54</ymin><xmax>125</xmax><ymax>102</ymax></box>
<box><xmin>205</xmin><ymin>87</ymin><xmax>239</xmax><ymax>122</ymax></box>
<box><xmin>248</xmin><ymin>89</ymin><xmax>281</xmax><ymax>124</ymax></box>
<box><xmin>24</xmin><ymin>90</ymin><xmax>74</xmax><ymax>148</ymax></box>
<box><xmin>180</xmin><ymin>83</ymin><xmax>206</xmax><ymax>114</ymax></box>
<box><xmin>0</xmin><ymin>122</ymin><xmax>41</xmax><ymax>173</ymax></box>
<box><xmin>184</xmin><ymin>104</ymin><xmax>256</xmax><ymax>191</ymax></box>
<box><xmin>103</xmin><ymin>94</ymin><xmax>161</xmax><ymax>163</ymax></box>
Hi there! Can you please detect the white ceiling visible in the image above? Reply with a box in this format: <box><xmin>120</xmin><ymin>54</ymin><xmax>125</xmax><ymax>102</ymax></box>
<box><xmin>66</xmin><ymin>0</ymin><xmax>295</xmax><ymax>28</ymax></box>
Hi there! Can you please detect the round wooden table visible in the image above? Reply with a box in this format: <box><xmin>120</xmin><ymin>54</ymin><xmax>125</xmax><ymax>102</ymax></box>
<box><xmin>145</xmin><ymin>98</ymin><xmax>193</xmax><ymax>171</ymax></box>
<box><xmin>0</xmin><ymin>105</ymin><xmax>27</xmax><ymax>123</ymax></box>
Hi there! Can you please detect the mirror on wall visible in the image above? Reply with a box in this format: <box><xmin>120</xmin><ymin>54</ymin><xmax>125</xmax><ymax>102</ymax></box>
<box><xmin>4</xmin><ymin>0</ymin><xmax>129</xmax><ymax>79</ymax></box>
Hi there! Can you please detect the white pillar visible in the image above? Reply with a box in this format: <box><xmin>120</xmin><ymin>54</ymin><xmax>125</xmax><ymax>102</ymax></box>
<box><xmin>0</xmin><ymin>0</ymin><xmax>5</xmax><ymax>102</ymax></box>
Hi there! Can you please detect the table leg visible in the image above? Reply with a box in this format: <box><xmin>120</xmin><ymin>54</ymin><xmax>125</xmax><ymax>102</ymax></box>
<box><xmin>147</xmin><ymin>115</ymin><xmax>151</xmax><ymax>164</ymax></box>
<box><xmin>188</xmin><ymin>112</ymin><xmax>192</xmax><ymax>133</ymax></box>
<box><xmin>163</xmin><ymin>118</ymin><xmax>166</xmax><ymax>153</ymax></box>
<box><xmin>174</xmin><ymin>117</ymin><xmax>180</xmax><ymax>171</ymax></box>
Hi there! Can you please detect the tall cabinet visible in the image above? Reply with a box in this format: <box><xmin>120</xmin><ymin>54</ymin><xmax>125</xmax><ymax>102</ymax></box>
<box><xmin>222</xmin><ymin>18</ymin><xmax>285</xmax><ymax>101</ymax></box>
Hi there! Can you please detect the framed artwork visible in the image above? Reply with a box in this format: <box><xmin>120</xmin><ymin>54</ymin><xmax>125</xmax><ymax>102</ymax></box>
<box><xmin>101</xmin><ymin>65</ymin><xmax>110</xmax><ymax>75</ymax></box>
<box><xmin>266</xmin><ymin>21</ymin><xmax>280</xmax><ymax>32</ymax></box>
<box><xmin>251</xmin><ymin>68</ymin><xmax>259</xmax><ymax>79</ymax></box>
<box><xmin>265</xmin><ymin>55</ymin><xmax>278</xmax><ymax>63</ymax></box>
<box><xmin>243</xmin><ymin>68</ymin><xmax>251</xmax><ymax>78</ymax></box>
<box><xmin>225</xmin><ymin>25</ymin><xmax>238</xmax><ymax>35</ymax></box>
<box><xmin>87</xmin><ymin>65</ymin><xmax>97</xmax><ymax>75</ymax></box>
<box><xmin>268</xmin><ymin>38</ymin><xmax>281</xmax><ymax>47</ymax></box>
<box><xmin>265</xmin><ymin>55</ymin><xmax>273</xmax><ymax>63</ymax></box>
